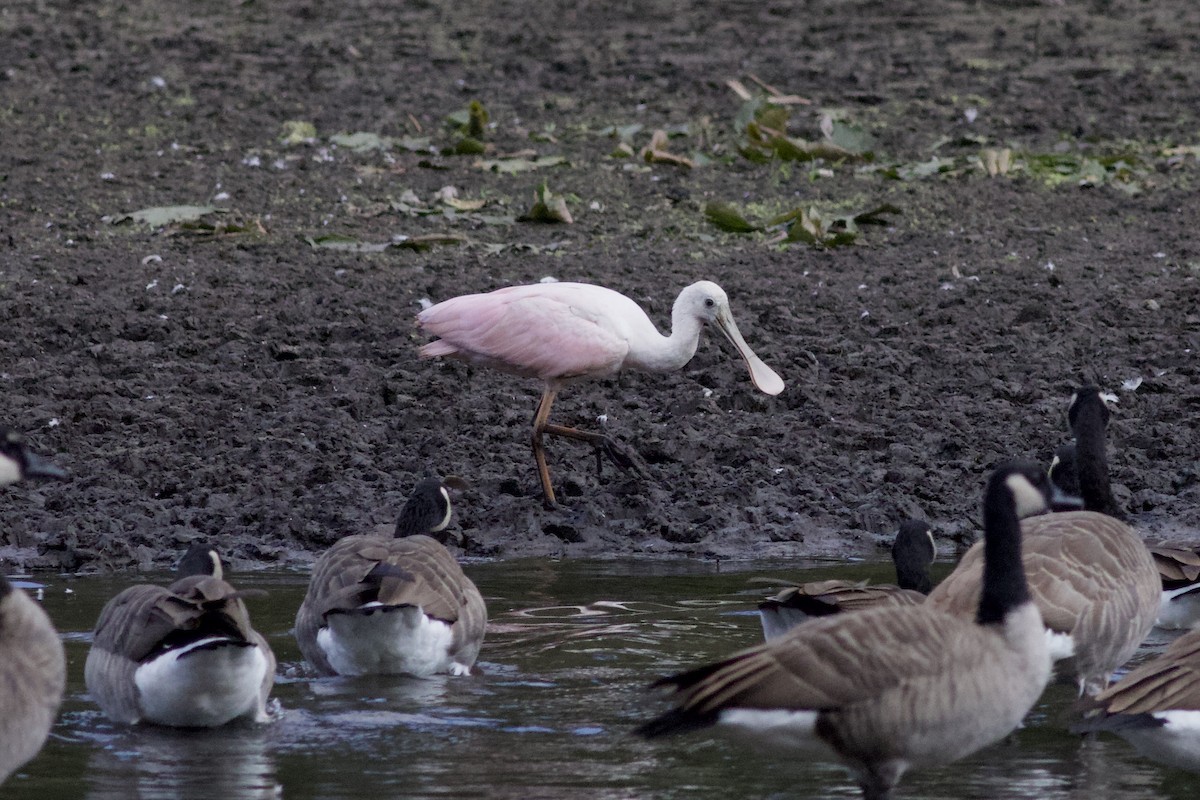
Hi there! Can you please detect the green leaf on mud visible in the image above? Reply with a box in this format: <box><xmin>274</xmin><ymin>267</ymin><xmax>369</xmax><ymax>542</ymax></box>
<box><xmin>476</xmin><ymin>154</ymin><xmax>569</xmax><ymax>173</ymax></box>
<box><xmin>520</xmin><ymin>181</ymin><xmax>573</xmax><ymax>224</ymax></box>
<box><xmin>823</xmin><ymin>120</ymin><xmax>876</xmax><ymax>157</ymax></box>
<box><xmin>110</xmin><ymin>205</ymin><xmax>219</xmax><ymax>229</ymax></box>
<box><xmin>466</xmin><ymin>100</ymin><xmax>489</xmax><ymax>138</ymax></box>
<box><xmin>331</xmin><ymin>132</ymin><xmax>392</xmax><ymax>152</ymax></box>
<box><xmin>733</xmin><ymin>96</ymin><xmax>784</xmax><ymax>137</ymax></box>
<box><xmin>597</xmin><ymin>123</ymin><xmax>644</xmax><ymax>142</ymax></box>
<box><xmin>328</xmin><ymin>132</ymin><xmax>433</xmax><ymax>154</ymax></box>
<box><xmin>305</xmin><ymin>234</ymin><xmax>390</xmax><ymax>252</ymax></box>
<box><xmin>449</xmin><ymin>136</ymin><xmax>488</xmax><ymax>155</ymax></box>
<box><xmin>396</xmin><ymin>136</ymin><xmax>434</xmax><ymax>152</ymax></box>
<box><xmin>280</xmin><ymin>120</ymin><xmax>317</xmax><ymax>145</ymax></box>
<box><xmin>769</xmin><ymin>132</ymin><xmax>861</xmax><ymax>162</ymax></box>
<box><xmin>706</xmin><ymin>201</ymin><xmax>899</xmax><ymax>247</ymax></box>
<box><xmin>304</xmin><ymin>233</ymin><xmax>468</xmax><ymax>252</ymax></box>
<box><xmin>704</xmin><ymin>202</ymin><xmax>760</xmax><ymax>233</ymax></box>
<box><xmin>779</xmin><ymin>203</ymin><xmax>900</xmax><ymax>248</ymax></box>
<box><xmin>448</xmin><ymin>100</ymin><xmax>490</xmax><ymax>138</ymax></box>
<box><xmin>434</xmin><ymin>186</ymin><xmax>487</xmax><ymax>211</ymax></box>
<box><xmin>610</xmin><ymin>141</ymin><xmax>636</xmax><ymax>158</ymax></box>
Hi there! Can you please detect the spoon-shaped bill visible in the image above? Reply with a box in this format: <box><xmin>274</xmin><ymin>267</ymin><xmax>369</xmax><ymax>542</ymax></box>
<box><xmin>714</xmin><ymin>308</ymin><xmax>784</xmax><ymax>396</ymax></box>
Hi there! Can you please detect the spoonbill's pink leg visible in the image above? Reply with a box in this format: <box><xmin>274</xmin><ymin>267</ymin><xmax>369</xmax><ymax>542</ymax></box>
<box><xmin>531</xmin><ymin>387</ymin><xmax>645</xmax><ymax>508</ymax></box>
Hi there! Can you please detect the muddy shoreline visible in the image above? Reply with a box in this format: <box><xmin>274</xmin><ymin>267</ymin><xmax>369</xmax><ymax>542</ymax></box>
<box><xmin>2</xmin><ymin>0</ymin><xmax>1199</xmax><ymax>572</ymax></box>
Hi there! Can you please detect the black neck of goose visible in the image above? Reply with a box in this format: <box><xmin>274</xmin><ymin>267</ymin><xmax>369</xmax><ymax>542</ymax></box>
<box><xmin>894</xmin><ymin>561</ymin><xmax>933</xmax><ymax>594</ymax></box>
<box><xmin>977</xmin><ymin>482</ymin><xmax>1032</xmax><ymax>626</ymax></box>
<box><xmin>0</xmin><ymin>574</ymin><xmax>11</xmax><ymax>600</ymax></box>
<box><xmin>1073</xmin><ymin>400</ymin><xmax>1123</xmax><ymax>519</ymax></box>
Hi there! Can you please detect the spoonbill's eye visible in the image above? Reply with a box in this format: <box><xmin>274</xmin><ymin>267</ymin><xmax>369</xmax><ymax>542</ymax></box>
<box><xmin>704</xmin><ymin>298</ymin><xmax>715</xmax><ymax>308</ymax></box>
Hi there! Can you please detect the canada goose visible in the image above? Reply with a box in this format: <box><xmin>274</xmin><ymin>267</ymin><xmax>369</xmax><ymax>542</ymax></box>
<box><xmin>638</xmin><ymin>463</ymin><xmax>1057</xmax><ymax>800</ymax></box>
<box><xmin>1072</xmin><ymin>626</ymin><xmax>1200</xmax><ymax>772</ymax></box>
<box><xmin>0</xmin><ymin>430</ymin><xmax>66</xmax><ymax>784</ymax></box>
<box><xmin>928</xmin><ymin>387</ymin><xmax>1160</xmax><ymax>695</ymax></box>
<box><xmin>1047</xmin><ymin>396</ymin><xmax>1200</xmax><ymax>630</ymax></box>
<box><xmin>294</xmin><ymin>476</ymin><xmax>486</xmax><ymax>677</ymax></box>
<box><xmin>757</xmin><ymin>519</ymin><xmax>935</xmax><ymax>639</ymax></box>
<box><xmin>84</xmin><ymin>546</ymin><xmax>276</xmax><ymax>727</ymax></box>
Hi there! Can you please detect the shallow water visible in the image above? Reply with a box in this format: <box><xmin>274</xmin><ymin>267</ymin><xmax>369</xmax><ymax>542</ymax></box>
<box><xmin>7</xmin><ymin>558</ymin><xmax>1200</xmax><ymax>799</ymax></box>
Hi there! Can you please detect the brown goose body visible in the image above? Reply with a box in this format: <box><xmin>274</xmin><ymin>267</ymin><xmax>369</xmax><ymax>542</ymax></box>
<box><xmin>295</xmin><ymin>533</ymin><xmax>486</xmax><ymax>676</ymax></box>
<box><xmin>85</xmin><ymin>570</ymin><xmax>275</xmax><ymax>727</ymax></box>
<box><xmin>927</xmin><ymin>510</ymin><xmax>1159</xmax><ymax>694</ymax></box>
<box><xmin>640</xmin><ymin>464</ymin><xmax>1058</xmax><ymax>800</ymax></box>
<box><xmin>294</xmin><ymin>477</ymin><xmax>486</xmax><ymax>678</ymax></box>
<box><xmin>0</xmin><ymin>429</ymin><xmax>67</xmax><ymax>783</ymax></box>
<box><xmin>932</xmin><ymin>387</ymin><xmax>1160</xmax><ymax>694</ymax></box>
<box><xmin>759</xmin><ymin>520</ymin><xmax>935</xmax><ymax>639</ymax></box>
<box><xmin>0</xmin><ymin>578</ymin><xmax>66</xmax><ymax>783</ymax></box>
<box><xmin>1048</xmin><ymin>401</ymin><xmax>1199</xmax><ymax>632</ymax></box>
<box><xmin>765</xmin><ymin>580</ymin><xmax>926</xmax><ymax>616</ymax></box>
<box><xmin>1147</xmin><ymin>543</ymin><xmax>1200</xmax><ymax>630</ymax></box>
<box><xmin>1074</xmin><ymin>627</ymin><xmax>1200</xmax><ymax>771</ymax></box>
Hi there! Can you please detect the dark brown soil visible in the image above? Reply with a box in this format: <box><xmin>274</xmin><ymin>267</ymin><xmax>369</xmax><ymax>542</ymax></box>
<box><xmin>3</xmin><ymin>0</ymin><xmax>1200</xmax><ymax>572</ymax></box>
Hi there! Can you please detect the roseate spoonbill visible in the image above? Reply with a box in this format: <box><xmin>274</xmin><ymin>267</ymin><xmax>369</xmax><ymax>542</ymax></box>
<box><xmin>85</xmin><ymin>546</ymin><xmax>275</xmax><ymax>727</ymax></box>
<box><xmin>927</xmin><ymin>386</ymin><xmax>1160</xmax><ymax>696</ymax></box>
<box><xmin>637</xmin><ymin>463</ymin><xmax>1058</xmax><ymax>800</ymax></box>
<box><xmin>417</xmin><ymin>280</ymin><xmax>784</xmax><ymax>507</ymax></box>
<box><xmin>294</xmin><ymin>476</ymin><xmax>486</xmax><ymax>678</ymax></box>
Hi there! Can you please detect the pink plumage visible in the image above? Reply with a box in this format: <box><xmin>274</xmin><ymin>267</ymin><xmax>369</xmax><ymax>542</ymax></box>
<box><xmin>417</xmin><ymin>280</ymin><xmax>783</xmax><ymax>506</ymax></box>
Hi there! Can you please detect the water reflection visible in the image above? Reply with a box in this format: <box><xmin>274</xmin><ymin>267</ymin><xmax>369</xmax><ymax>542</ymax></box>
<box><xmin>84</xmin><ymin>722</ymin><xmax>279</xmax><ymax>800</ymax></box>
<box><xmin>6</xmin><ymin>559</ymin><xmax>1200</xmax><ymax>799</ymax></box>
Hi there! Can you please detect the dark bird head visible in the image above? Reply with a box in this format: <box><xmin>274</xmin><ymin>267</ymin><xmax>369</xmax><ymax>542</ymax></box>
<box><xmin>1067</xmin><ymin>385</ymin><xmax>1112</xmax><ymax>434</ymax></box>
<box><xmin>1047</xmin><ymin>443</ymin><xmax>1080</xmax><ymax>500</ymax></box>
<box><xmin>176</xmin><ymin>544</ymin><xmax>225</xmax><ymax>581</ymax></box>
<box><xmin>395</xmin><ymin>476</ymin><xmax>469</xmax><ymax>540</ymax></box>
<box><xmin>891</xmin><ymin>518</ymin><xmax>936</xmax><ymax>594</ymax></box>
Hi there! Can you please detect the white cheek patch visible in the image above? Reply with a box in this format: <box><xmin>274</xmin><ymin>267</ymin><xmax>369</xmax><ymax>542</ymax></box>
<box><xmin>429</xmin><ymin>487</ymin><xmax>453</xmax><ymax>533</ymax></box>
<box><xmin>0</xmin><ymin>456</ymin><xmax>22</xmax><ymax>487</ymax></box>
<box><xmin>1006</xmin><ymin>474</ymin><xmax>1047</xmax><ymax>518</ymax></box>
<box><xmin>925</xmin><ymin>528</ymin><xmax>936</xmax><ymax>562</ymax></box>
<box><xmin>207</xmin><ymin>551</ymin><xmax>224</xmax><ymax>581</ymax></box>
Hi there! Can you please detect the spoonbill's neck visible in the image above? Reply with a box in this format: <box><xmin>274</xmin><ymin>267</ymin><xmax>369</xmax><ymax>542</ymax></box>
<box><xmin>634</xmin><ymin>303</ymin><xmax>705</xmax><ymax>374</ymax></box>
